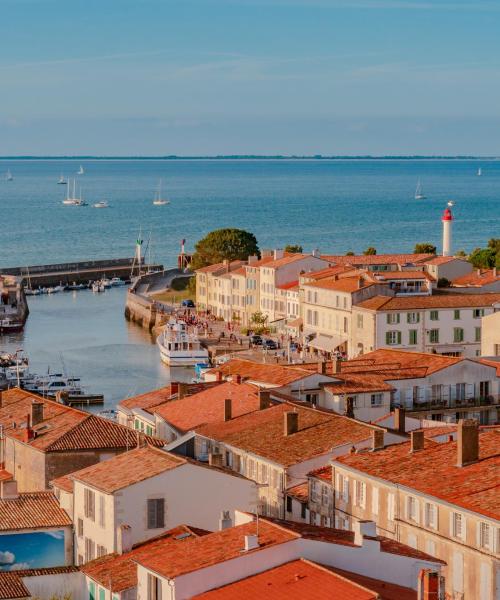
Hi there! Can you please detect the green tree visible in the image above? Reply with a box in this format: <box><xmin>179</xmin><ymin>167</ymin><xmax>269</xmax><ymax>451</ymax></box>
<box><xmin>250</xmin><ymin>311</ymin><xmax>268</xmax><ymax>326</ymax></box>
<box><xmin>414</xmin><ymin>243</ymin><xmax>437</xmax><ymax>254</ymax></box>
<box><xmin>487</xmin><ymin>238</ymin><xmax>500</xmax><ymax>253</ymax></box>
<box><xmin>363</xmin><ymin>247</ymin><xmax>377</xmax><ymax>256</ymax></box>
<box><xmin>345</xmin><ymin>251</ymin><xmax>355</xmax><ymax>256</ymax></box>
<box><xmin>469</xmin><ymin>247</ymin><xmax>496</xmax><ymax>269</ymax></box>
<box><xmin>455</xmin><ymin>249</ymin><xmax>467</xmax><ymax>258</ymax></box>
<box><xmin>190</xmin><ymin>228</ymin><xmax>260</xmax><ymax>270</ymax></box>
<box><xmin>284</xmin><ymin>244</ymin><xmax>303</xmax><ymax>254</ymax></box>
<box><xmin>437</xmin><ymin>277</ymin><xmax>451</xmax><ymax>288</ymax></box>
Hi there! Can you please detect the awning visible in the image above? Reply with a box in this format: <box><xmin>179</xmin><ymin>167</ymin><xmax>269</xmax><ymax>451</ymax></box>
<box><xmin>307</xmin><ymin>333</ymin><xmax>347</xmax><ymax>353</ymax></box>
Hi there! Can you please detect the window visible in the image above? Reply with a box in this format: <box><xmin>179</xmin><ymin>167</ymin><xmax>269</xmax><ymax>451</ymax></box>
<box><xmin>370</xmin><ymin>393</ymin><xmax>383</xmax><ymax>406</ymax></box>
<box><xmin>357</xmin><ymin>314</ymin><xmax>363</xmax><ymax>328</ymax></box>
<box><xmin>425</xmin><ymin>502</ymin><xmax>437</xmax><ymax>529</ymax></box>
<box><xmin>98</xmin><ymin>495</ymin><xmax>105</xmax><ymax>528</ymax></box>
<box><xmin>386</xmin><ymin>313</ymin><xmax>400</xmax><ymax>324</ymax></box>
<box><xmin>408</xmin><ymin>329</ymin><xmax>418</xmax><ymax>345</ymax></box>
<box><xmin>84</xmin><ymin>488</ymin><xmax>95</xmax><ymax>521</ymax></box>
<box><xmin>478</xmin><ymin>522</ymin><xmax>491</xmax><ymax>549</ymax></box>
<box><xmin>475</xmin><ymin>327</ymin><xmax>481</xmax><ymax>342</ymax></box>
<box><xmin>454</xmin><ymin>309</ymin><xmax>461</xmax><ymax>320</ymax></box>
<box><xmin>286</xmin><ymin>496</ymin><xmax>292</xmax><ymax>513</ymax></box>
<box><xmin>88</xmin><ymin>581</ymin><xmax>96</xmax><ymax>600</ymax></box>
<box><xmin>354</xmin><ymin>480</ymin><xmax>366</xmax><ymax>508</ymax></box>
<box><xmin>84</xmin><ymin>537</ymin><xmax>95</xmax><ymax>562</ymax></box>
<box><xmin>147</xmin><ymin>498</ymin><xmax>165</xmax><ymax>529</ymax></box>
<box><xmin>407</xmin><ymin>496</ymin><xmax>419</xmax><ymax>522</ymax></box>
<box><xmin>321</xmin><ymin>485</ymin><xmax>329</xmax><ymax>506</ymax></box>
<box><xmin>386</xmin><ymin>331</ymin><xmax>401</xmax><ymax>345</ymax></box>
<box><xmin>77</xmin><ymin>518</ymin><xmax>83</xmax><ymax>537</ymax></box>
<box><xmin>429</xmin><ymin>329</ymin><xmax>439</xmax><ymax>343</ymax></box>
<box><xmin>336</xmin><ymin>474</ymin><xmax>349</xmax><ymax>502</ymax></box>
<box><xmin>473</xmin><ymin>308</ymin><xmax>484</xmax><ymax>318</ymax></box>
<box><xmin>301</xmin><ymin>503</ymin><xmax>307</xmax><ymax>519</ymax></box>
<box><xmin>97</xmin><ymin>545</ymin><xmax>107</xmax><ymax>558</ymax></box>
<box><xmin>453</xmin><ymin>327</ymin><xmax>464</xmax><ymax>343</ymax></box>
<box><xmin>310</xmin><ymin>480</ymin><xmax>318</xmax><ymax>503</ymax></box>
<box><xmin>430</xmin><ymin>310</ymin><xmax>439</xmax><ymax>321</ymax></box>
<box><xmin>99</xmin><ymin>588</ymin><xmax>105</xmax><ymax>600</ymax></box>
<box><xmin>407</xmin><ymin>312</ymin><xmax>420</xmax><ymax>324</ymax></box>
<box><xmin>388</xmin><ymin>493</ymin><xmax>395</xmax><ymax>522</ymax></box>
<box><xmin>452</xmin><ymin>512</ymin><xmax>465</xmax><ymax>540</ymax></box>
<box><xmin>147</xmin><ymin>573</ymin><xmax>162</xmax><ymax>600</ymax></box>
<box><xmin>310</xmin><ymin>511</ymin><xmax>317</xmax><ymax>525</ymax></box>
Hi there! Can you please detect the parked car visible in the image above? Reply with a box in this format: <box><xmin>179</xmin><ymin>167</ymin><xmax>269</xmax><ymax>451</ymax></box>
<box><xmin>182</xmin><ymin>299</ymin><xmax>195</xmax><ymax>307</ymax></box>
<box><xmin>250</xmin><ymin>334</ymin><xmax>263</xmax><ymax>346</ymax></box>
<box><xmin>262</xmin><ymin>338</ymin><xmax>278</xmax><ymax>350</ymax></box>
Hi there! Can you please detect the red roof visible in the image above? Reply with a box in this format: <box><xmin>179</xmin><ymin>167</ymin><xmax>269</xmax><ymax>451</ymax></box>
<box><xmin>335</xmin><ymin>429</ymin><xmax>500</xmax><ymax>520</ymax></box>
<box><xmin>193</xmin><ymin>559</ymin><xmax>382</xmax><ymax>600</ymax></box>
<box><xmin>0</xmin><ymin>491</ymin><xmax>72</xmax><ymax>531</ymax></box>
<box><xmin>119</xmin><ymin>382</ymin><xmax>220</xmax><ymax>411</ymax></box>
<box><xmin>452</xmin><ymin>268</ymin><xmax>500</xmax><ymax>287</ymax></box>
<box><xmin>154</xmin><ymin>381</ymin><xmax>262</xmax><ymax>433</ymax></box>
<box><xmin>322</xmin><ymin>254</ymin><xmax>434</xmax><ymax>266</ymax></box>
<box><xmin>207</xmin><ymin>359</ymin><xmax>315</xmax><ymax>387</ymax></box>
<box><xmin>343</xmin><ymin>348</ymin><xmax>463</xmax><ymax>375</ymax></box>
<box><xmin>304</xmin><ymin>276</ymin><xmax>374</xmax><ymax>293</ymax></box>
<box><xmin>276</xmin><ymin>280</ymin><xmax>299</xmax><ymax>290</ymax></box>
<box><xmin>82</xmin><ymin>525</ymin><xmax>209</xmax><ymax>592</ymax></box>
<box><xmin>309</xmin><ymin>464</ymin><xmax>332</xmax><ymax>483</ymax></box>
<box><xmin>356</xmin><ymin>292</ymin><xmax>500</xmax><ymax>311</ymax></box>
<box><xmin>287</xmin><ymin>482</ymin><xmax>309</xmax><ymax>502</ymax></box>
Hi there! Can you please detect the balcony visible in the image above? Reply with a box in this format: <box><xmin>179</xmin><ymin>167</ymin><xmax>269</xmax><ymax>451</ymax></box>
<box><xmin>392</xmin><ymin>395</ymin><xmax>499</xmax><ymax>413</ymax></box>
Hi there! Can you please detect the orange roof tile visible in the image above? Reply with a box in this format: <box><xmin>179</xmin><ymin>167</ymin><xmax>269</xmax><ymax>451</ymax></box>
<box><xmin>0</xmin><ymin>469</ymin><xmax>13</xmax><ymax>483</ymax></box>
<box><xmin>323</xmin><ymin>254</ymin><xmax>434</xmax><ymax>266</ymax></box>
<box><xmin>0</xmin><ymin>567</ymin><xmax>79</xmax><ymax>600</ymax></box>
<box><xmin>193</xmin><ymin>559</ymin><xmax>381</xmax><ymax>600</ymax></box>
<box><xmin>343</xmin><ymin>349</ymin><xmax>462</xmax><ymax>375</ymax></box>
<box><xmin>50</xmin><ymin>474</ymin><xmax>74</xmax><ymax>493</ymax></box>
<box><xmin>71</xmin><ymin>446</ymin><xmax>186</xmax><ymax>493</ymax></box>
<box><xmin>309</xmin><ymin>464</ymin><xmax>332</xmax><ymax>483</ymax></box>
<box><xmin>207</xmin><ymin>359</ymin><xmax>314</xmax><ymax>387</ymax></box>
<box><xmin>452</xmin><ymin>269</ymin><xmax>500</xmax><ymax>287</ymax></box>
<box><xmin>276</xmin><ymin>280</ymin><xmax>299</xmax><ymax>290</ymax></box>
<box><xmin>368</xmin><ymin>270</ymin><xmax>434</xmax><ymax>281</ymax></box>
<box><xmin>304</xmin><ymin>265</ymin><xmax>357</xmax><ymax>281</ymax></box>
<box><xmin>154</xmin><ymin>381</ymin><xmax>262</xmax><ymax>433</ymax></box>
<box><xmin>335</xmin><ymin>429</ymin><xmax>500</xmax><ymax>520</ymax></box>
<box><xmin>479</xmin><ymin>358</ymin><xmax>500</xmax><ymax>376</ymax></box>
<box><xmin>263</xmin><ymin>253</ymin><xmax>310</xmax><ymax>269</ymax></box>
<box><xmin>196</xmin><ymin>402</ymin><xmax>377</xmax><ymax>467</ymax></box>
<box><xmin>82</xmin><ymin>525</ymin><xmax>209</xmax><ymax>592</ymax></box>
<box><xmin>119</xmin><ymin>382</ymin><xmax>221</xmax><ymax>411</ymax></box>
<box><xmin>325</xmin><ymin>567</ymin><xmax>417</xmax><ymax>600</ymax></box>
<box><xmin>287</xmin><ymin>482</ymin><xmax>309</xmax><ymax>502</ymax></box>
<box><xmin>355</xmin><ymin>292</ymin><xmax>500</xmax><ymax>311</ymax></box>
<box><xmin>304</xmin><ymin>276</ymin><xmax>374</xmax><ymax>293</ymax></box>
<box><xmin>325</xmin><ymin>373</ymin><xmax>395</xmax><ymax>394</ymax></box>
<box><xmin>0</xmin><ymin>491</ymin><xmax>72</xmax><ymax>531</ymax></box>
<box><xmin>423</xmin><ymin>256</ymin><xmax>459</xmax><ymax>265</ymax></box>
<box><xmin>196</xmin><ymin>260</ymin><xmax>247</xmax><ymax>274</ymax></box>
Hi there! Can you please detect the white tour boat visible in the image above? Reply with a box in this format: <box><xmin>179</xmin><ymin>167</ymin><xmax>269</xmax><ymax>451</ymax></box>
<box><xmin>157</xmin><ymin>319</ymin><xmax>209</xmax><ymax>366</ymax></box>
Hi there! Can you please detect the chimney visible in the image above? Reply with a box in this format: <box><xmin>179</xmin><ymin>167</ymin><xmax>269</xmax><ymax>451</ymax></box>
<box><xmin>317</xmin><ymin>361</ymin><xmax>327</xmax><ymax>375</ymax></box>
<box><xmin>494</xmin><ymin>267</ymin><xmax>497</xmax><ymax>278</ymax></box>
<box><xmin>224</xmin><ymin>398</ymin><xmax>232</xmax><ymax>422</ymax></box>
<box><xmin>312</xmin><ymin>249</ymin><xmax>321</xmax><ymax>258</ymax></box>
<box><xmin>258</xmin><ymin>390</ymin><xmax>271</xmax><ymax>410</ymax></box>
<box><xmin>394</xmin><ymin>408</ymin><xmax>405</xmax><ymax>434</ymax></box>
<box><xmin>273</xmin><ymin>249</ymin><xmax>284</xmax><ymax>260</ymax></box>
<box><xmin>116</xmin><ymin>524</ymin><xmax>133</xmax><ymax>555</ymax></box>
<box><xmin>334</xmin><ymin>359</ymin><xmax>342</xmax><ymax>374</ymax></box>
<box><xmin>31</xmin><ymin>401</ymin><xmax>44</xmax><ymax>427</ymax></box>
<box><xmin>477</xmin><ymin>268</ymin><xmax>481</xmax><ymax>276</ymax></box>
<box><xmin>418</xmin><ymin>569</ymin><xmax>440</xmax><ymax>600</ymax></box>
<box><xmin>209</xmin><ymin>452</ymin><xmax>223</xmax><ymax>467</ymax></box>
<box><xmin>223</xmin><ymin>259</ymin><xmax>229</xmax><ymax>272</ymax></box>
<box><xmin>410</xmin><ymin>430</ymin><xmax>424</xmax><ymax>452</ymax></box>
<box><xmin>169</xmin><ymin>381</ymin><xmax>179</xmax><ymax>396</ymax></box>
<box><xmin>219</xmin><ymin>510</ymin><xmax>232</xmax><ymax>530</ymax></box>
<box><xmin>243</xmin><ymin>534</ymin><xmax>259</xmax><ymax>551</ymax></box>
<box><xmin>456</xmin><ymin>419</ymin><xmax>479</xmax><ymax>467</ymax></box>
<box><xmin>178</xmin><ymin>382</ymin><xmax>188</xmax><ymax>400</ymax></box>
<box><xmin>235</xmin><ymin>374</ymin><xmax>242</xmax><ymax>384</ymax></box>
<box><xmin>216</xmin><ymin>371</ymin><xmax>223</xmax><ymax>382</ymax></box>
<box><xmin>371</xmin><ymin>429</ymin><xmax>384</xmax><ymax>451</ymax></box>
<box><xmin>136</xmin><ymin>431</ymin><xmax>147</xmax><ymax>448</ymax></box>
<box><xmin>0</xmin><ymin>479</ymin><xmax>18</xmax><ymax>500</ymax></box>
<box><xmin>284</xmin><ymin>411</ymin><xmax>298</xmax><ymax>436</ymax></box>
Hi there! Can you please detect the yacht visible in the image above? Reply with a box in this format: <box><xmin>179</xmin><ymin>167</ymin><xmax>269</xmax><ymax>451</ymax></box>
<box><xmin>93</xmin><ymin>201</ymin><xmax>108</xmax><ymax>208</ymax></box>
<box><xmin>58</xmin><ymin>174</ymin><xmax>67</xmax><ymax>184</ymax></box>
<box><xmin>153</xmin><ymin>179</ymin><xmax>170</xmax><ymax>205</ymax></box>
<box><xmin>101</xmin><ymin>278</ymin><xmax>112</xmax><ymax>289</ymax></box>
<box><xmin>62</xmin><ymin>179</ymin><xmax>84</xmax><ymax>205</ymax></box>
<box><xmin>92</xmin><ymin>280</ymin><xmax>105</xmax><ymax>293</ymax></box>
<box><xmin>111</xmin><ymin>277</ymin><xmax>125</xmax><ymax>286</ymax></box>
<box><xmin>5</xmin><ymin>170</ymin><xmax>13</xmax><ymax>181</ymax></box>
<box><xmin>157</xmin><ymin>319</ymin><xmax>209</xmax><ymax>366</ymax></box>
<box><xmin>477</xmin><ymin>167</ymin><xmax>482</xmax><ymax>177</ymax></box>
<box><xmin>77</xmin><ymin>165</ymin><xmax>84</xmax><ymax>175</ymax></box>
<box><xmin>414</xmin><ymin>180</ymin><xmax>426</xmax><ymax>200</ymax></box>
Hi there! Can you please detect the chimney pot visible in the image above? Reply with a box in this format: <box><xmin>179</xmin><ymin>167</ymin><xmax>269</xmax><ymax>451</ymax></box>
<box><xmin>116</xmin><ymin>524</ymin><xmax>133</xmax><ymax>555</ymax></box>
<box><xmin>31</xmin><ymin>401</ymin><xmax>44</xmax><ymax>427</ymax></box>
<box><xmin>235</xmin><ymin>374</ymin><xmax>242</xmax><ymax>384</ymax></box>
<box><xmin>394</xmin><ymin>408</ymin><xmax>405</xmax><ymax>434</ymax></box>
<box><xmin>219</xmin><ymin>510</ymin><xmax>232</xmax><ymax>530</ymax></box>
<box><xmin>284</xmin><ymin>411</ymin><xmax>298</xmax><ymax>436</ymax></box>
<box><xmin>258</xmin><ymin>390</ymin><xmax>271</xmax><ymax>410</ymax></box>
<box><xmin>317</xmin><ymin>361</ymin><xmax>327</xmax><ymax>375</ymax></box>
<box><xmin>244</xmin><ymin>534</ymin><xmax>259</xmax><ymax>551</ymax></box>
<box><xmin>170</xmin><ymin>381</ymin><xmax>179</xmax><ymax>396</ymax></box>
<box><xmin>224</xmin><ymin>398</ymin><xmax>232</xmax><ymax>422</ymax></box>
<box><xmin>457</xmin><ymin>419</ymin><xmax>479</xmax><ymax>467</ymax></box>
<box><xmin>372</xmin><ymin>429</ymin><xmax>384</xmax><ymax>451</ymax></box>
<box><xmin>410</xmin><ymin>430</ymin><xmax>425</xmax><ymax>452</ymax></box>
<box><xmin>216</xmin><ymin>371</ymin><xmax>223</xmax><ymax>382</ymax></box>
<box><xmin>334</xmin><ymin>359</ymin><xmax>342</xmax><ymax>374</ymax></box>
<box><xmin>178</xmin><ymin>382</ymin><xmax>188</xmax><ymax>400</ymax></box>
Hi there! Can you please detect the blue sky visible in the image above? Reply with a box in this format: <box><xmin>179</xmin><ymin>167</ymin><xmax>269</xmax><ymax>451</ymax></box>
<box><xmin>1</xmin><ymin>0</ymin><xmax>499</xmax><ymax>154</ymax></box>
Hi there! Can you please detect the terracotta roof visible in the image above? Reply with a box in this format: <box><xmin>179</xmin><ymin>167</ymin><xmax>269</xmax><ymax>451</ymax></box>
<box><xmin>0</xmin><ymin>567</ymin><xmax>79</xmax><ymax>600</ymax></box>
<box><xmin>231</xmin><ymin>267</ymin><xmax>247</xmax><ymax>276</ymax></box>
<box><xmin>50</xmin><ymin>473</ymin><xmax>74</xmax><ymax>493</ymax></box>
<box><xmin>423</xmin><ymin>256</ymin><xmax>460</xmax><ymax>265</ymax></box>
<box><xmin>207</xmin><ymin>359</ymin><xmax>315</xmax><ymax>387</ymax></box>
<box><xmin>335</xmin><ymin>429</ymin><xmax>500</xmax><ymax>520</ymax></box>
<box><xmin>287</xmin><ymin>482</ymin><xmax>309</xmax><ymax>502</ymax></box>
<box><xmin>368</xmin><ymin>270</ymin><xmax>434</xmax><ymax>281</ymax></box>
<box><xmin>135</xmin><ymin>519</ymin><xmax>298</xmax><ymax>579</ymax></box>
<box><xmin>0</xmin><ymin>388</ymin><xmax>162</xmax><ymax>452</ymax></box>
<box><xmin>479</xmin><ymin>358</ymin><xmax>500</xmax><ymax>376</ymax></box>
<box><xmin>193</xmin><ymin>559</ymin><xmax>381</xmax><ymax>600</ymax></box>
<box><xmin>154</xmin><ymin>381</ymin><xmax>262</xmax><ymax>433</ymax></box>
<box><xmin>276</xmin><ymin>280</ymin><xmax>299</xmax><ymax>290</ymax></box>
<box><xmin>263</xmin><ymin>253</ymin><xmax>311</xmax><ymax>269</ymax></box>
<box><xmin>304</xmin><ymin>276</ymin><xmax>374</xmax><ymax>293</ymax></box>
<box><xmin>323</xmin><ymin>254</ymin><xmax>434</xmax><ymax>266</ymax></box>
<box><xmin>343</xmin><ymin>349</ymin><xmax>462</xmax><ymax>375</ymax></box>
<box><xmin>71</xmin><ymin>446</ymin><xmax>186</xmax><ymax>493</ymax></box>
<box><xmin>304</xmin><ymin>265</ymin><xmax>357</xmax><ymax>281</ymax></box>
<box><xmin>325</xmin><ymin>373</ymin><xmax>395</xmax><ymax>394</ymax></box>
<box><xmin>82</xmin><ymin>525</ymin><xmax>209</xmax><ymax>592</ymax></box>
<box><xmin>196</xmin><ymin>402</ymin><xmax>377</xmax><ymax>467</ymax></box>
<box><xmin>0</xmin><ymin>491</ymin><xmax>72</xmax><ymax>531</ymax></box>
<box><xmin>119</xmin><ymin>382</ymin><xmax>221</xmax><ymax>412</ymax></box>
<box><xmin>325</xmin><ymin>567</ymin><xmax>417</xmax><ymax>600</ymax></box>
<box><xmin>452</xmin><ymin>269</ymin><xmax>500</xmax><ymax>287</ymax></box>
<box><xmin>0</xmin><ymin>469</ymin><xmax>13</xmax><ymax>482</ymax></box>
<box><xmin>355</xmin><ymin>292</ymin><xmax>500</xmax><ymax>311</ymax></box>
<box><xmin>308</xmin><ymin>464</ymin><xmax>332</xmax><ymax>483</ymax></box>
<box><xmin>196</xmin><ymin>260</ymin><xmax>247</xmax><ymax>274</ymax></box>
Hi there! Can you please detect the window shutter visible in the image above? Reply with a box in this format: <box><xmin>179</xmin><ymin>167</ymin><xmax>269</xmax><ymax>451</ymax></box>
<box><xmin>353</xmin><ymin>481</ymin><xmax>358</xmax><ymax>506</ymax></box>
<box><xmin>386</xmin><ymin>332</ymin><xmax>391</xmax><ymax>345</ymax></box>
<box><xmin>396</xmin><ymin>314</ymin><xmax>400</xmax><ymax>324</ymax></box>
<box><xmin>386</xmin><ymin>314</ymin><xmax>391</xmax><ymax>325</ymax></box>
<box><xmin>372</xmin><ymin>487</ymin><xmax>379</xmax><ymax>515</ymax></box>
<box><xmin>449</xmin><ymin>512</ymin><xmax>454</xmax><ymax>537</ymax></box>
<box><xmin>397</xmin><ymin>331</ymin><xmax>402</xmax><ymax>344</ymax></box>
<box><xmin>157</xmin><ymin>499</ymin><xmax>165</xmax><ymax>528</ymax></box>
<box><xmin>476</xmin><ymin>522</ymin><xmax>482</xmax><ymax>548</ymax></box>
<box><xmin>361</xmin><ymin>483</ymin><xmax>366</xmax><ymax>508</ymax></box>
<box><xmin>147</xmin><ymin>499</ymin><xmax>156</xmax><ymax>529</ymax></box>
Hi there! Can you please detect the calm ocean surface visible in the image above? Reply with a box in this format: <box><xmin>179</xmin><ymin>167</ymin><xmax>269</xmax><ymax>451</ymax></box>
<box><xmin>1</xmin><ymin>159</ymin><xmax>499</xmax><ymax>408</ymax></box>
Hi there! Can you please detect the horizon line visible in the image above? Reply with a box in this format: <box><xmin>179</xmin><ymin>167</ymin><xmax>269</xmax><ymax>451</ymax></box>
<box><xmin>0</xmin><ymin>154</ymin><xmax>498</xmax><ymax>160</ymax></box>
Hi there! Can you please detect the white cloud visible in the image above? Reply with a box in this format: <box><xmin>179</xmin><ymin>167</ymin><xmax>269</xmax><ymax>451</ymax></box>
<box><xmin>44</xmin><ymin>531</ymin><xmax>64</xmax><ymax>540</ymax></box>
<box><xmin>0</xmin><ymin>551</ymin><xmax>15</xmax><ymax>565</ymax></box>
<box><xmin>10</xmin><ymin>562</ymin><xmax>31</xmax><ymax>571</ymax></box>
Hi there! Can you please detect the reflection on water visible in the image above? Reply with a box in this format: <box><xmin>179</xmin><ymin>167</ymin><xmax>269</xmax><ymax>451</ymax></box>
<box><xmin>0</xmin><ymin>287</ymin><xmax>193</xmax><ymax>410</ymax></box>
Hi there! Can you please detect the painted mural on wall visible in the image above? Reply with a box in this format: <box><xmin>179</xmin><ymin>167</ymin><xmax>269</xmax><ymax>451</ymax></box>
<box><xmin>0</xmin><ymin>531</ymin><xmax>65</xmax><ymax>571</ymax></box>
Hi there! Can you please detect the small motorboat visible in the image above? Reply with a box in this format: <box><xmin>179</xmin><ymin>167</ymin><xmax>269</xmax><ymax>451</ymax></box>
<box><xmin>93</xmin><ymin>201</ymin><xmax>108</xmax><ymax>208</ymax></box>
<box><xmin>0</xmin><ymin>319</ymin><xmax>24</xmax><ymax>333</ymax></box>
<box><xmin>25</xmin><ymin>288</ymin><xmax>42</xmax><ymax>296</ymax></box>
<box><xmin>92</xmin><ymin>281</ymin><xmax>105</xmax><ymax>293</ymax></box>
<box><xmin>110</xmin><ymin>277</ymin><xmax>125</xmax><ymax>286</ymax></box>
<box><xmin>58</xmin><ymin>174</ymin><xmax>67</xmax><ymax>185</ymax></box>
<box><xmin>67</xmin><ymin>281</ymin><xmax>87</xmax><ymax>290</ymax></box>
<box><xmin>101</xmin><ymin>278</ymin><xmax>112</xmax><ymax>289</ymax></box>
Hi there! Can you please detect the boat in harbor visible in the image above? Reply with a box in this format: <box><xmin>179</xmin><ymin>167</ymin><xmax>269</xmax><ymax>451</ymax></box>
<box><xmin>5</xmin><ymin>170</ymin><xmax>13</xmax><ymax>181</ymax></box>
<box><xmin>414</xmin><ymin>180</ymin><xmax>426</xmax><ymax>200</ymax></box>
<box><xmin>58</xmin><ymin>174</ymin><xmax>67</xmax><ymax>184</ymax></box>
<box><xmin>92</xmin><ymin>280</ymin><xmax>105</xmax><ymax>293</ymax></box>
<box><xmin>62</xmin><ymin>179</ymin><xmax>87</xmax><ymax>206</ymax></box>
<box><xmin>152</xmin><ymin>179</ymin><xmax>170</xmax><ymax>205</ymax></box>
<box><xmin>157</xmin><ymin>318</ymin><xmax>209</xmax><ymax>366</ymax></box>
<box><xmin>93</xmin><ymin>201</ymin><xmax>108</xmax><ymax>208</ymax></box>
<box><xmin>0</xmin><ymin>319</ymin><xmax>24</xmax><ymax>334</ymax></box>
<box><xmin>110</xmin><ymin>277</ymin><xmax>125</xmax><ymax>286</ymax></box>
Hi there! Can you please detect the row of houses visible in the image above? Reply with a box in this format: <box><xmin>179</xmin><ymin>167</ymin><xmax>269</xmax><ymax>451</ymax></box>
<box><xmin>195</xmin><ymin>250</ymin><xmax>500</xmax><ymax>359</ymax></box>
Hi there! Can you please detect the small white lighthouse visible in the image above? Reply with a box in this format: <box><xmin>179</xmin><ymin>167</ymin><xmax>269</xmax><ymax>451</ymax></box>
<box><xmin>442</xmin><ymin>206</ymin><xmax>453</xmax><ymax>257</ymax></box>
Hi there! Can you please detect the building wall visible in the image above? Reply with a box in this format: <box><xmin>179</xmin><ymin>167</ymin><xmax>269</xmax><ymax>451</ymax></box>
<box><xmin>24</xmin><ymin>571</ymin><xmax>84</xmax><ymax>600</ymax></box>
<box><xmin>425</xmin><ymin>259</ymin><xmax>473</xmax><ymax>281</ymax></box>
<box><xmin>322</xmin><ymin>389</ymin><xmax>391</xmax><ymax>422</ymax></box>
<box><xmin>481</xmin><ymin>312</ymin><xmax>500</xmax><ymax>357</ymax></box>
<box><xmin>3</xmin><ymin>438</ymin><xmax>47</xmax><ymax>492</ymax></box>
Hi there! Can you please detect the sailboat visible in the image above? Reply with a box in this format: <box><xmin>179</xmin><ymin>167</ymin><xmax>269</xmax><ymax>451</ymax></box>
<box><xmin>58</xmin><ymin>174</ymin><xmax>67</xmax><ymax>185</ymax></box>
<box><xmin>62</xmin><ymin>179</ymin><xmax>86</xmax><ymax>205</ymax></box>
<box><xmin>477</xmin><ymin>167</ymin><xmax>482</xmax><ymax>177</ymax></box>
<box><xmin>414</xmin><ymin>180</ymin><xmax>426</xmax><ymax>200</ymax></box>
<box><xmin>5</xmin><ymin>170</ymin><xmax>13</xmax><ymax>181</ymax></box>
<box><xmin>152</xmin><ymin>179</ymin><xmax>170</xmax><ymax>205</ymax></box>
<box><xmin>77</xmin><ymin>165</ymin><xmax>84</xmax><ymax>175</ymax></box>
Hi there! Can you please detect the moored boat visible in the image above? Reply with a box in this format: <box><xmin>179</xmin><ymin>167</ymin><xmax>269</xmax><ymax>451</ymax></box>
<box><xmin>156</xmin><ymin>318</ymin><xmax>209</xmax><ymax>366</ymax></box>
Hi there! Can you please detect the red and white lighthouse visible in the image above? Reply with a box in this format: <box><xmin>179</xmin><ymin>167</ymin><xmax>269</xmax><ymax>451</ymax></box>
<box><xmin>442</xmin><ymin>207</ymin><xmax>453</xmax><ymax>257</ymax></box>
